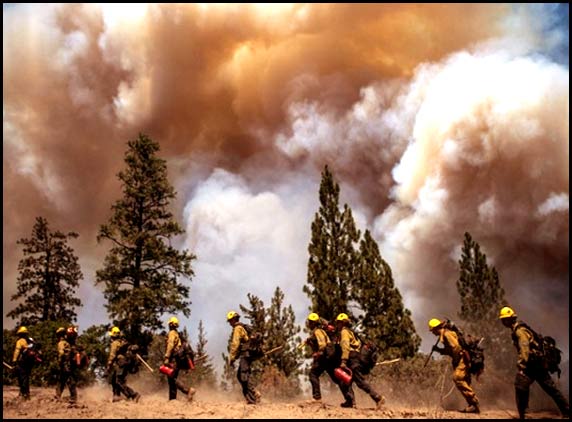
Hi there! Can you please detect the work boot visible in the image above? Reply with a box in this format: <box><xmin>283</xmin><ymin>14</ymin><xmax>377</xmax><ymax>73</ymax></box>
<box><xmin>340</xmin><ymin>400</ymin><xmax>356</xmax><ymax>408</ymax></box>
<box><xmin>112</xmin><ymin>395</ymin><xmax>122</xmax><ymax>403</ymax></box>
<box><xmin>459</xmin><ymin>404</ymin><xmax>480</xmax><ymax>414</ymax></box>
<box><xmin>187</xmin><ymin>388</ymin><xmax>196</xmax><ymax>402</ymax></box>
<box><xmin>254</xmin><ymin>390</ymin><xmax>261</xmax><ymax>403</ymax></box>
<box><xmin>132</xmin><ymin>393</ymin><xmax>141</xmax><ymax>403</ymax></box>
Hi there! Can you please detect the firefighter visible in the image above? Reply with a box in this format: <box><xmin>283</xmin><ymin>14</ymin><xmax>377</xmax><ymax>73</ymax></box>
<box><xmin>303</xmin><ymin>312</ymin><xmax>341</xmax><ymax>405</ymax></box>
<box><xmin>54</xmin><ymin>327</ymin><xmax>78</xmax><ymax>406</ymax></box>
<box><xmin>163</xmin><ymin>317</ymin><xmax>196</xmax><ymax>401</ymax></box>
<box><xmin>499</xmin><ymin>306</ymin><xmax>569</xmax><ymax>419</ymax></box>
<box><xmin>335</xmin><ymin>313</ymin><xmax>384</xmax><ymax>409</ymax></box>
<box><xmin>106</xmin><ymin>326</ymin><xmax>140</xmax><ymax>403</ymax></box>
<box><xmin>12</xmin><ymin>326</ymin><xmax>33</xmax><ymax>400</ymax></box>
<box><xmin>428</xmin><ymin>318</ymin><xmax>480</xmax><ymax>413</ymax></box>
<box><xmin>226</xmin><ymin>311</ymin><xmax>261</xmax><ymax>405</ymax></box>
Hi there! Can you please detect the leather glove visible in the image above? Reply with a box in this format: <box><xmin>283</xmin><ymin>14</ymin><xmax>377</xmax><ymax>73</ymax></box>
<box><xmin>163</xmin><ymin>358</ymin><xmax>170</xmax><ymax>366</ymax></box>
<box><xmin>228</xmin><ymin>357</ymin><xmax>235</xmax><ymax>367</ymax></box>
<box><xmin>340</xmin><ymin>360</ymin><xmax>348</xmax><ymax>369</ymax></box>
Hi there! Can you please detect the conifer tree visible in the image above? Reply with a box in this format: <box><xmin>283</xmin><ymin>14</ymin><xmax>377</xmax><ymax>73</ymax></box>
<box><xmin>304</xmin><ymin>165</ymin><xmax>360</xmax><ymax>322</ymax></box>
<box><xmin>353</xmin><ymin>230</ymin><xmax>420</xmax><ymax>359</ymax></box>
<box><xmin>8</xmin><ymin>216</ymin><xmax>83</xmax><ymax>325</ymax></box>
<box><xmin>95</xmin><ymin>133</ymin><xmax>196</xmax><ymax>343</ymax></box>
<box><xmin>191</xmin><ymin>320</ymin><xmax>217</xmax><ymax>387</ymax></box>
<box><xmin>456</xmin><ymin>231</ymin><xmax>511</xmax><ymax>371</ymax></box>
<box><xmin>264</xmin><ymin>287</ymin><xmax>303</xmax><ymax>378</ymax></box>
<box><xmin>238</xmin><ymin>293</ymin><xmax>266</xmax><ymax>334</ymax></box>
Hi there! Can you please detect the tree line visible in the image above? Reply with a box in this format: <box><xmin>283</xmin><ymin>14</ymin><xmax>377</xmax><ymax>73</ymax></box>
<box><xmin>3</xmin><ymin>133</ymin><xmax>510</xmax><ymax>391</ymax></box>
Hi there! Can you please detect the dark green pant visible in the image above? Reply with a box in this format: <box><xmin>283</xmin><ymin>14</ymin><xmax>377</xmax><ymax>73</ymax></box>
<box><xmin>16</xmin><ymin>363</ymin><xmax>32</xmax><ymax>399</ymax></box>
<box><xmin>167</xmin><ymin>361</ymin><xmax>191</xmax><ymax>400</ymax></box>
<box><xmin>515</xmin><ymin>365</ymin><xmax>569</xmax><ymax>418</ymax></box>
<box><xmin>237</xmin><ymin>356</ymin><xmax>257</xmax><ymax>404</ymax></box>
<box><xmin>111</xmin><ymin>363</ymin><xmax>137</xmax><ymax>399</ymax></box>
<box><xmin>55</xmin><ymin>368</ymin><xmax>78</xmax><ymax>402</ymax></box>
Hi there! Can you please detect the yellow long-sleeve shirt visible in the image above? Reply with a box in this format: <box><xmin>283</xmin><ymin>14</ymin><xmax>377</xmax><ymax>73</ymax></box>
<box><xmin>12</xmin><ymin>338</ymin><xmax>28</xmax><ymax>363</ymax></box>
<box><xmin>439</xmin><ymin>329</ymin><xmax>463</xmax><ymax>357</ymax></box>
<box><xmin>511</xmin><ymin>322</ymin><xmax>537</xmax><ymax>371</ymax></box>
<box><xmin>311</xmin><ymin>327</ymin><xmax>330</xmax><ymax>353</ymax></box>
<box><xmin>229</xmin><ymin>324</ymin><xmax>249</xmax><ymax>361</ymax></box>
<box><xmin>107</xmin><ymin>338</ymin><xmax>127</xmax><ymax>367</ymax></box>
<box><xmin>339</xmin><ymin>327</ymin><xmax>361</xmax><ymax>361</ymax></box>
<box><xmin>165</xmin><ymin>329</ymin><xmax>181</xmax><ymax>361</ymax></box>
<box><xmin>57</xmin><ymin>339</ymin><xmax>71</xmax><ymax>366</ymax></box>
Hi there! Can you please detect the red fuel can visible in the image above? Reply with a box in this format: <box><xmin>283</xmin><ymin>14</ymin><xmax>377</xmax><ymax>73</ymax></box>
<box><xmin>159</xmin><ymin>364</ymin><xmax>175</xmax><ymax>377</ymax></box>
<box><xmin>334</xmin><ymin>367</ymin><xmax>353</xmax><ymax>385</ymax></box>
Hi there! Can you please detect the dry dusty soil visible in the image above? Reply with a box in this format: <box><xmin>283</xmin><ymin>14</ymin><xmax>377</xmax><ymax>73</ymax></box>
<box><xmin>2</xmin><ymin>385</ymin><xmax>565</xmax><ymax>420</ymax></box>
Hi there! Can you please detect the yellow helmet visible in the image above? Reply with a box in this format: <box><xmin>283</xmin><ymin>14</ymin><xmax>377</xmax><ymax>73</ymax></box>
<box><xmin>336</xmin><ymin>313</ymin><xmax>349</xmax><ymax>322</ymax></box>
<box><xmin>428</xmin><ymin>318</ymin><xmax>443</xmax><ymax>330</ymax></box>
<box><xmin>499</xmin><ymin>306</ymin><xmax>517</xmax><ymax>319</ymax></box>
<box><xmin>17</xmin><ymin>326</ymin><xmax>28</xmax><ymax>335</ymax></box>
<box><xmin>109</xmin><ymin>326</ymin><xmax>121</xmax><ymax>337</ymax></box>
<box><xmin>56</xmin><ymin>327</ymin><xmax>66</xmax><ymax>336</ymax></box>
<box><xmin>226</xmin><ymin>311</ymin><xmax>239</xmax><ymax>321</ymax></box>
<box><xmin>168</xmin><ymin>317</ymin><xmax>179</xmax><ymax>326</ymax></box>
<box><xmin>308</xmin><ymin>313</ymin><xmax>320</xmax><ymax>322</ymax></box>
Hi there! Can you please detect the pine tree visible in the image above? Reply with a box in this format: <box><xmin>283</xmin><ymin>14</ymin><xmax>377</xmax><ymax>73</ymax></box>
<box><xmin>264</xmin><ymin>287</ymin><xmax>303</xmax><ymax>378</ymax></box>
<box><xmin>191</xmin><ymin>320</ymin><xmax>217</xmax><ymax>387</ymax></box>
<box><xmin>95</xmin><ymin>133</ymin><xmax>196</xmax><ymax>343</ymax></box>
<box><xmin>456</xmin><ymin>232</ymin><xmax>512</xmax><ymax>371</ymax></box>
<box><xmin>304</xmin><ymin>165</ymin><xmax>360</xmax><ymax>322</ymax></box>
<box><xmin>238</xmin><ymin>293</ymin><xmax>266</xmax><ymax>334</ymax></box>
<box><xmin>7</xmin><ymin>216</ymin><xmax>83</xmax><ymax>325</ymax></box>
<box><xmin>353</xmin><ymin>230</ymin><xmax>420</xmax><ymax>360</ymax></box>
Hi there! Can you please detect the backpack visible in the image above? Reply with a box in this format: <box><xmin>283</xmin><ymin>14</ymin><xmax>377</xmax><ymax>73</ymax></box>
<box><xmin>174</xmin><ymin>339</ymin><xmax>196</xmax><ymax>370</ymax></box>
<box><xmin>515</xmin><ymin>322</ymin><xmax>562</xmax><ymax>378</ymax></box>
<box><xmin>355</xmin><ymin>332</ymin><xmax>379</xmax><ymax>375</ymax></box>
<box><xmin>21</xmin><ymin>338</ymin><xmax>43</xmax><ymax>367</ymax></box>
<box><xmin>240</xmin><ymin>323</ymin><xmax>264</xmax><ymax>360</ymax></box>
<box><xmin>444</xmin><ymin>320</ymin><xmax>485</xmax><ymax>377</ymax></box>
<box><xmin>70</xmin><ymin>344</ymin><xmax>90</xmax><ymax>370</ymax></box>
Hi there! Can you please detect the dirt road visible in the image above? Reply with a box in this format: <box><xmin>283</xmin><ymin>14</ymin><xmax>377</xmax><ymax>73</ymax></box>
<box><xmin>3</xmin><ymin>384</ymin><xmax>565</xmax><ymax>419</ymax></box>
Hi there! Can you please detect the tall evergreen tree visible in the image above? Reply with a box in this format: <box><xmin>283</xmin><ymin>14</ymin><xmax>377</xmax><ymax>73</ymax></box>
<box><xmin>191</xmin><ymin>320</ymin><xmax>217</xmax><ymax>387</ymax></box>
<box><xmin>456</xmin><ymin>232</ymin><xmax>512</xmax><ymax>371</ymax></box>
<box><xmin>95</xmin><ymin>133</ymin><xmax>196</xmax><ymax>343</ymax></box>
<box><xmin>353</xmin><ymin>230</ymin><xmax>420</xmax><ymax>360</ymax></box>
<box><xmin>238</xmin><ymin>293</ymin><xmax>266</xmax><ymax>334</ymax></box>
<box><xmin>8</xmin><ymin>216</ymin><xmax>83</xmax><ymax>325</ymax></box>
<box><xmin>304</xmin><ymin>165</ymin><xmax>360</xmax><ymax>322</ymax></box>
<box><xmin>264</xmin><ymin>287</ymin><xmax>303</xmax><ymax>378</ymax></box>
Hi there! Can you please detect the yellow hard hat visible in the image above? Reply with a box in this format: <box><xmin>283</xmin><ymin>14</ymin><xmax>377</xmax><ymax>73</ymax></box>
<box><xmin>17</xmin><ymin>326</ymin><xmax>28</xmax><ymax>334</ymax></box>
<box><xmin>336</xmin><ymin>313</ymin><xmax>349</xmax><ymax>322</ymax></box>
<box><xmin>56</xmin><ymin>327</ymin><xmax>66</xmax><ymax>336</ymax></box>
<box><xmin>168</xmin><ymin>317</ymin><xmax>179</xmax><ymax>326</ymax></box>
<box><xmin>499</xmin><ymin>306</ymin><xmax>517</xmax><ymax>319</ymax></box>
<box><xmin>308</xmin><ymin>313</ymin><xmax>320</xmax><ymax>322</ymax></box>
<box><xmin>109</xmin><ymin>326</ymin><xmax>121</xmax><ymax>337</ymax></box>
<box><xmin>428</xmin><ymin>318</ymin><xmax>443</xmax><ymax>330</ymax></box>
<box><xmin>226</xmin><ymin>311</ymin><xmax>239</xmax><ymax>321</ymax></box>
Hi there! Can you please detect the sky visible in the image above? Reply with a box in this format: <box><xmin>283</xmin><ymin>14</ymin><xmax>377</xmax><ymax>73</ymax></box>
<box><xmin>3</xmin><ymin>3</ymin><xmax>569</xmax><ymax>376</ymax></box>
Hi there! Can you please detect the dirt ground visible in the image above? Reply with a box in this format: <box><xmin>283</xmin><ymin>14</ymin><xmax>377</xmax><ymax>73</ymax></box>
<box><xmin>2</xmin><ymin>384</ymin><xmax>565</xmax><ymax>420</ymax></box>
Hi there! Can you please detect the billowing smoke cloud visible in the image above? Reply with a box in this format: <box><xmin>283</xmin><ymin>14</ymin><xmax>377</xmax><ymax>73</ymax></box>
<box><xmin>3</xmin><ymin>3</ymin><xmax>569</xmax><ymax>373</ymax></box>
